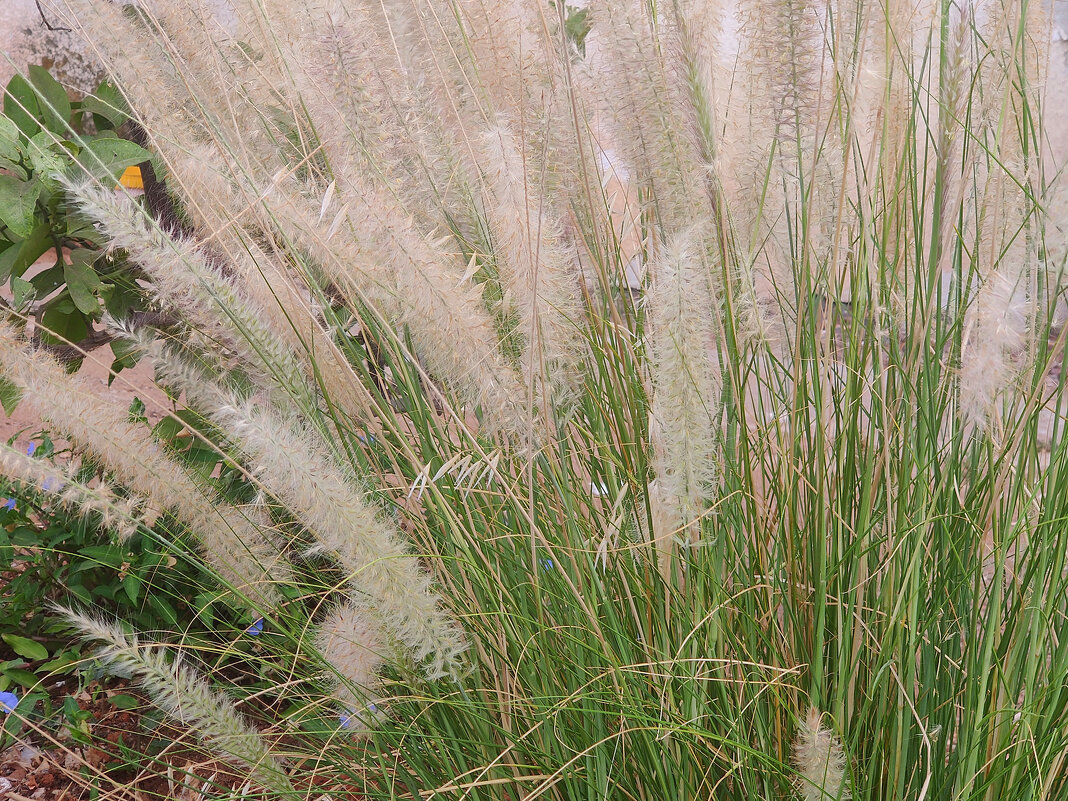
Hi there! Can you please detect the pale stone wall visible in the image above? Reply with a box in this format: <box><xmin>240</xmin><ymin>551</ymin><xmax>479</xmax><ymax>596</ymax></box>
<box><xmin>0</xmin><ymin>0</ymin><xmax>104</xmax><ymax>94</ymax></box>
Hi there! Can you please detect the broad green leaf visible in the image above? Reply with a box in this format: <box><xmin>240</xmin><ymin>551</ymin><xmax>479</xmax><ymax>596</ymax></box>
<box><xmin>64</xmin><ymin>249</ymin><xmax>104</xmax><ymax>314</ymax></box>
<box><xmin>8</xmin><ymin>221</ymin><xmax>51</xmax><ymax>278</ymax></box>
<box><xmin>0</xmin><ymin>175</ymin><xmax>41</xmax><ymax>238</ymax></box>
<box><xmin>122</xmin><ymin>573</ymin><xmax>142</xmax><ymax>603</ymax></box>
<box><xmin>78</xmin><ymin>544</ymin><xmax>124</xmax><ymax>567</ymax></box>
<box><xmin>3</xmin><ymin>75</ymin><xmax>42</xmax><ymax>138</ymax></box>
<box><xmin>39</xmin><ymin>303</ymin><xmax>89</xmax><ymax>347</ymax></box>
<box><xmin>127</xmin><ymin>396</ymin><xmax>147</xmax><ymax>422</ymax></box>
<box><xmin>30</xmin><ymin>263</ymin><xmax>64</xmax><ymax>296</ymax></box>
<box><xmin>81</xmin><ymin>81</ymin><xmax>129</xmax><ymax>128</ymax></box>
<box><xmin>108</xmin><ymin>694</ymin><xmax>139</xmax><ymax>710</ymax></box>
<box><xmin>27</xmin><ymin>66</ymin><xmax>71</xmax><ymax>134</ymax></box>
<box><xmin>27</xmin><ymin>131</ymin><xmax>67</xmax><ymax>179</ymax></box>
<box><xmin>0</xmin><ymin>246</ymin><xmax>20</xmax><ymax>282</ymax></box>
<box><xmin>112</xmin><ymin>338</ymin><xmax>141</xmax><ymax>370</ymax></box>
<box><xmin>77</xmin><ymin>134</ymin><xmax>150</xmax><ymax>182</ymax></box>
<box><xmin>69</xmin><ymin>583</ymin><xmax>92</xmax><ymax>605</ymax></box>
<box><xmin>38</xmin><ymin>650</ymin><xmax>79</xmax><ymax>674</ymax></box>
<box><xmin>0</xmin><ymin>115</ymin><xmax>20</xmax><ymax>163</ymax></box>
<box><xmin>1</xmin><ymin>634</ymin><xmax>48</xmax><ymax>662</ymax></box>
<box><xmin>0</xmin><ymin>669</ymin><xmax>39</xmax><ymax>687</ymax></box>
<box><xmin>65</xmin><ymin>215</ymin><xmax>102</xmax><ymax>244</ymax></box>
<box><xmin>62</xmin><ymin>695</ymin><xmax>84</xmax><ymax>721</ymax></box>
<box><xmin>105</xmin><ymin>282</ymin><xmax>141</xmax><ymax>318</ymax></box>
<box><xmin>0</xmin><ymin>155</ymin><xmax>24</xmax><ymax>177</ymax></box>
<box><xmin>9</xmin><ymin>527</ymin><xmax>39</xmax><ymax>547</ymax></box>
<box><xmin>0</xmin><ymin>376</ymin><xmax>20</xmax><ymax>415</ymax></box>
<box><xmin>153</xmin><ymin>415</ymin><xmax>184</xmax><ymax>442</ymax></box>
<box><xmin>0</xmin><ymin>114</ymin><xmax>19</xmax><ymax>146</ymax></box>
<box><xmin>10</xmin><ymin>276</ymin><xmax>34</xmax><ymax>308</ymax></box>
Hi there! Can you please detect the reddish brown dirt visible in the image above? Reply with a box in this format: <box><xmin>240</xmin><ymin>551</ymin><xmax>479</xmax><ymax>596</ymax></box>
<box><xmin>0</xmin><ymin>679</ymin><xmax>234</xmax><ymax>801</ymax></box>
<box><xmin>0</xmin><ymin>676</ymin><xmax>367</xmax><ymax>800</ymax></box>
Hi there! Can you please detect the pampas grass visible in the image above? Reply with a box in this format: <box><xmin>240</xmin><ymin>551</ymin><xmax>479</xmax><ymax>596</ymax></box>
<box><xmin>2</xmin><ymin>0</ymin><xmax>1067</xmax><ymax>798</ymax></box>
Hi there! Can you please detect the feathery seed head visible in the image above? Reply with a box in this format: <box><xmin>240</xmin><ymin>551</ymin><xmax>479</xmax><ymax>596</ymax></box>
<box><xmin>793</xmin><ymin>707</ymin><xmax>850</xmax><ymax>801</ymax></box>
<box><xmin>959</xmin><ymin>270</ymin><xmax>1029</xmax><ymax>432</ymax></box>
<box><xmin>317</xmin><ymin>600</ymin><xmax>387</xmax><ymax>730</ymax></box>
<box><xmin>59</xmin><ymin>608</ymin><xmax>296</xmax><ymax>797</ymax></box>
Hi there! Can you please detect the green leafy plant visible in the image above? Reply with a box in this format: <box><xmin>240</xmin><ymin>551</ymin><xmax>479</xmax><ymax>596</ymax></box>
<box><xmin>0</xmin><ymin>67</ymin><xmax>150</xmax><ymax>371</ymax></box>
<box><xmin>0</xmin><ymin>415</ymin><xmax>269</xmax><ymax>755</ymax></box>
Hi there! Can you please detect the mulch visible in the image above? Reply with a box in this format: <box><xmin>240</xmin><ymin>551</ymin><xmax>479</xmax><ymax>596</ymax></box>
<box><xmin>0</xmin><ymin>677</ymin><xmax>370</xmax><ymax>800</ymax></box>
<box><xmin>0</xmin><ymin>679</ymin><xmax>246</xmax><ymax>801</ymax></box>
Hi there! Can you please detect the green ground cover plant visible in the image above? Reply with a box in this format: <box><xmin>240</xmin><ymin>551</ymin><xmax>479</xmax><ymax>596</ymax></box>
<box><xmin>1</xmin><ymin>0</ymin><xmax>1067</xmax><ymax>799</ymax></box>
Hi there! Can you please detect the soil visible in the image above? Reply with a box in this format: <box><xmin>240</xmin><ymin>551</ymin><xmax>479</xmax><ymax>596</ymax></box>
<box><xmin>0</xmin><ymin>677</ymin><xmax>368</xmax><ymax>800</ymax></box>
<box><xmin>0</xmin><ymin>679</ymin><xmax>244</xmax><ymax>801</ymax></box>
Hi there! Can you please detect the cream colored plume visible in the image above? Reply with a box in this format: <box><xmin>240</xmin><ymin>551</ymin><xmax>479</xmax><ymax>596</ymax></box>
<box><xmin>793</xmin><ymin>706</ymin><xmax>850</xmax><ymax>801</ymax></box>
<box><xmin>0</xmin><ymin>322</ymin><xmax>289</xmax><ymax>614</ymax></box>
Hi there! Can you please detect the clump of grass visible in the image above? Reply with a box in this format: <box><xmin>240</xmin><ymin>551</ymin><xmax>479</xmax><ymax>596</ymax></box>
<box><xmin>1</xmin><ymin>0</ymin><xmax>1066</xmax><ymax>799</ymax></box>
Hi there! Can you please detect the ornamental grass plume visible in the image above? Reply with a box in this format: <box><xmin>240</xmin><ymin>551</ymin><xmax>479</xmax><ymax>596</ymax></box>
<box><xmin>959</xmin><ymin>269</ymin><xmax>1028</xmax><ymax>432</ymax></box>
<box><xmin>793</xmin><ymin>707</ymin><xmax>850</xmax><ymax>801</ymax></box>
<box><xmin>132</xmin><ymin>143</ymin><xmax>380</xmax><ymax>426</ymax></box>
<box><xmin>149</xmin><ymin>345</ymin><xmax>467</xmax><ymax>678</ymax></box>
<box><xmin>316</xmin><ymin>600</ymin><xmax>388</xmax><ymax>729</ymax></box>
<box><xmin>0</xmin><ymin>444</ymin><xmax>145</xmax><ymax>541</ymax></box>
<box><xmin>0</xmin><ymin>321</ymin><xmax>289</xmax><ymax>614</ymax></box>
<box><xmin>65</xmin><ymin>179</ymin><xmax>314</xmax><ymax>412</ymax></box>
<box><xmin>61</xmin><ymin>0</ymin><xmax>531</xmax><ymax>436</ymax></box>
<box><xmin>479</xmin><ymin>122</ymin><xmax>586</xmax><ymax>405</ymax></box>
<box><xmin>60</xmin><ymin>609</ymin><xmax>298</xmax><ymax>799</ymax></box>
<box><xmin>645</xmin><ymin>231</ymin><xmax>721</xmax><ymax>552</ymax></box>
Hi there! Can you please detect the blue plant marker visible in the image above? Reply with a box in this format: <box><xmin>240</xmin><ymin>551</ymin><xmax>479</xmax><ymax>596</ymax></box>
<box><xmin>0</xmin><ymin>691</ymin><xmax>19</xmax><ymax>714</ymax></box>
<box><xmin>3</xmin><ymin>498</ymin><xmax>15</xmax><ymax>511</ymax></box>
<box><xmin>245</xmin><ymin>618</ymin><xmax>264</xmax><ymax>636</ymax></box>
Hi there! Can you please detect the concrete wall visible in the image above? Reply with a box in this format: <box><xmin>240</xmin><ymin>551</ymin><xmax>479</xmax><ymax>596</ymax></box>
<box><xmin>0</xmin><ymin>0</ymin><xmax>104</xmax><ymax>94</ymax></box>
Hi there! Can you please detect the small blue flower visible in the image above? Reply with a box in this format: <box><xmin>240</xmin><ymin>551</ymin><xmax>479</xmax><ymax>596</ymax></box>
<box><xmin>3</xmin><ymin>499</ymin><xmax>15</xmax><ymax>511</ymax></box>
<box><xmin>26</xmin><ymin>442</ymin><xmax>36</xmax><ymax>456</ymax></box>
<box><xmin>41</xmin><ymin>478</ymin><xmax>55</xmax><ymax>492</ymax></box>
<box><xmin>339</xmin><ymin>703</ymin><xmax>380</xmax><ymax>729</ymax></box>
<box><xmin>0</xmin><ymin>691</ymin><xmax>19</xmax><ymax>714</ymax></box>
<box><xmin>245</xmin><ymin>618</ymin><xmax>264</xmax><ymax>636</ymax></box>
<box><xmin>539</xmin><ymin>558</ymin><xmax>553</xmax><ymax>571</ymax></box>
